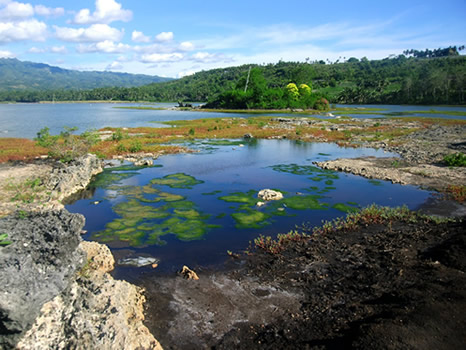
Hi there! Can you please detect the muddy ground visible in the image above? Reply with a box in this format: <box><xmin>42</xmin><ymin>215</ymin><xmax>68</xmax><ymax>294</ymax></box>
<box><xmin>135</xmin><ymin>214</ymin><xmax>465</xmax><ymax>350</ymax></box>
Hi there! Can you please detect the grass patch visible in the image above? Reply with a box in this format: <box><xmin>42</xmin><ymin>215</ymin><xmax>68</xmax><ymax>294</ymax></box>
<box><xmin>231</xmin><ymin>209</ymin><xmax>270</xmax><ymax>229</ymax></box>
<box><xmin>282</xmin><ymin>195</ymin><xmax>326</xmax><ymax>210</ymax></box>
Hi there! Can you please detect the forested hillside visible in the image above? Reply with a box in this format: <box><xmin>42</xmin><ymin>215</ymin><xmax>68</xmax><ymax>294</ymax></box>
<box><xmin>1</xmin><ymin>48</ymin><xmax>465</xmax><ymax>105</ymax></box>
<box><xmin>0</xmin><ymin>58</ymin><xmax>171</xmax><ymax>92</ymax></box>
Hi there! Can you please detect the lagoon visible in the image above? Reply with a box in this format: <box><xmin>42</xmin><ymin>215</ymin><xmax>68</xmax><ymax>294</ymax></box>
<box><xmin>65</xmin><ymin>139</ymin><xmax>433</xmax><ymax>276</ymax></box>
<box><xmin>1</xmin><ymin>102</ymin><xmax>466</xmax><ymax>139</ymax></box>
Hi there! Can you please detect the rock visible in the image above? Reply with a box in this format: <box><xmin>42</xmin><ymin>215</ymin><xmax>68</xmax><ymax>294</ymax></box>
<box><xmin>16</xmin><ymin>241</ymin><xmax>162</xmax><ymax>350</ymax></box>
<box><xmin>179</xmin><ymin>265</ymin><xmax>200</xmax><ymax>280</ymax></box>
<box><xmin>134</xmin><ymin>158</ymin><xmax>153</xmax><ymax>167</ymax></box>
<box><xmin>243</xmin><ymin>133</ymin><xmax>253</xmax><ymax>139</ymax></box>
<box><xmin>118</xmin><ymin>256</ymin><xmax>160</xmax><ymax>267</ymax></box>
<box><xmin>46</xmin><ymin>154</ymin><xmax>103</xmax><ymax>201</ymax></box>
<box><xmin>0</xmin><ymin>210</ymin><xmax>86</xmax><ymax>348</ymax></box>
<box><xmin>258</xmin><ymin>189</ymin><xmax>284</xmax><ymax>201</ymax></box>
<box><xmin>256</xmin><ymin>201</ymin><xmax>265</xmax><ymax>207</ymax></box>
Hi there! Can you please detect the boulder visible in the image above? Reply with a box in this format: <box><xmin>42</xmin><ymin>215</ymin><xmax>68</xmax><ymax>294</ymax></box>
<box><xmin>0</xmin><ymin>210</ymin><xmax>86</xmax><ymax>348</ymax></box>
<box><xmin>258</xmin><ymin>189</ymin><xmax>283</xmax><ymax>201</ymax></box>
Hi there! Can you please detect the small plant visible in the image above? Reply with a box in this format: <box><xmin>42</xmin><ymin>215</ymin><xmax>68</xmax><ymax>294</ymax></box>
<box><xmin>6</xmin><ymin>177</ymin><xmax>45</xmax><ymax>204</ymax></box>
<box><xmin>0</xmin><ymin>233</ymin><xmax>12</xmax><ymax>246</ymax></box>
<box><xmin>188</xmin><ymin>128</ymin><xmax>195</xmax><ymax>136</ymax></box>
<box><xmin>116</xmin><ymin>143</ymin><xmax>127</xmax><ymax>153</ymax></box>
<box><xmin>128</xmin><ymin>140</ymin><xmax>142</xmax><ymax>153</ymax></box>
<box><xmin>17</xmin><ymin>210</ymin><xmax>28</xmax><ymax>219</ymax></box>
<box><xmin>391</xmin><ymin>160</ymin><xmax>400</xmax><ymax>168</ymax></box>
<box><xmin>112</xmin><ymin>128</ymin><xmax>124</xmax><ymax>141</ymax></box>
<box><xmin>445</xmin><ymin>184</ymin><xmax>466</xmax><ymax>202</ymax></box>
<box><xmin>443</xmin><ymin>152</ymin><xmax>466</xmax><ymax>167</ymax></box>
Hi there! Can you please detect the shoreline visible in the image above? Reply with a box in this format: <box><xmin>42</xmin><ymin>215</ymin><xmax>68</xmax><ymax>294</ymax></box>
<box><xmin>0</xmin><ymin>116</ymin><xmax>465</xmax><ymax>348</ymax></box>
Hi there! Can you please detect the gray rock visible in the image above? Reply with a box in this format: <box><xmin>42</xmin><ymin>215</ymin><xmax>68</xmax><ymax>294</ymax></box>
<box><xmin>117</xmin><ymin>256</ymin><xmax>159</xmax><ymax>267</ymax></box>
<box><xmin>46</xmin><ymin>154</ymin><xmax>103</xmax><ymax>201</ymax></box>
<box><xmin>0</xmin><ymin>210</ymin><xmax>86</xmax><ymax>348</ymax></box>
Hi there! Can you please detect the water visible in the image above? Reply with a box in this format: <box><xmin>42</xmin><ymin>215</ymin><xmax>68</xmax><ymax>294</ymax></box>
<box><xmin>1</xmin><ymin>103</ymin><xmax>464</xmax><ymax>139</ymax></box>
<box><xmin>334</xmin><ymin>104</ymin><xmax>466</xmax><ymax>119</ymax></box>
<box><xmin>65</xmin><ymin>140</ymin><xmax>433</xmax><ymax>276</ymax></box>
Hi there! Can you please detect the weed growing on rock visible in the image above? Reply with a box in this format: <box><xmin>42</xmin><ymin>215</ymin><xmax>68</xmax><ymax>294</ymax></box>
<box><xmin>443</xmin><ymin>152</ymin><xmax>466</xmax><ymax>167</ymax></box>
<box><xmin>254</xmin><ymin>230</ymin><xmax>309</xmax><ymax>254</ymax></box>
<box><xmin>0</xmin><ymin>233</ymin><xmax>12</xmax><ymax>246</ymax></box>
<box><xmin>445</xmin><ymin>185</ymin><xmax>466</xmax><ymax>202</ymax></box>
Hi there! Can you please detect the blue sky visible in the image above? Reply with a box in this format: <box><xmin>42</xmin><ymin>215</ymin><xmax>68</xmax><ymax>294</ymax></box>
<box><xmin>0</xmin><ymin>0</ymin><xmax>464</xmax><ymax>78</ymax></box>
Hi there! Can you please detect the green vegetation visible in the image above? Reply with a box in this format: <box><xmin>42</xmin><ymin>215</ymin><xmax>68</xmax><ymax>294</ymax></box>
<box><xmin>445</xmin><ymin>185</ymin><xmax>466</xmax><ymax>202</ymax></box>
<box><xmin>92</xmin><ymin>170</ymin><xmax>216</xmax><ymax>247</ymax></box>
<box><xmin>282</xmin><ymin>195</ymin><xmax>326</xmax><ymax>210</ymax></box>
<box><xmin>203</xmin><ymin>68</ymin><xmax>329</xmax><ymax>110</ymax></box>
<box><xmin>150</xmin><ymin>173</ymin><xmax>205</xmax><ymax>189</ymax></box>
<box><xmin>232</xmin><ymin>210</ymin><xmax>270</xmax><ymax>229</ymax></box>
<box><xmin>35</xmin><ymin>126</ymin><xmax>99</xmax><ymax>162</ymax></box>
<box><xmin>443</xmin><ymin>152</ymin><xmax>466</xmax><ymax>167</ymax></box>
<box><xmin>4</xmin><ymin>177</ymin><xmax>47</xmax><ymax>203</ymax></box>
<box><xmin>0</xmin><ymin>58</ymin><xmax>171</xmax><ymax>95</ymax></box>
<box><xmin>0</xmin><ymin>233</ymin><xmax>12</xmax><ymax>246</ymax></box>
<box><xmin>2</xmin><ymin>47</ymin><xmax>463</xmax><ymax>105</ymax></box>
<box><xmin>252</xmin><ymin>204</ymin><xmax>454</xmax><ymax>255</ymax></box>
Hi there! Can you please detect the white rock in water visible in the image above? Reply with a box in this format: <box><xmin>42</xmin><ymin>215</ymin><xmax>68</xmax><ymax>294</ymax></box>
<box><xmin>258</xmin><ymin>189</ymin><xmax>283</xmax><ymax>201</ymax></box>
<box><xmin>256</xmin><ymin>201</ymin><xmax>265</xmax><ymax>207</ymax></box>
<box><xmin>117</xmin><ymin>256</ymin><xmax>159</xmax><ymax>267</ymax></box>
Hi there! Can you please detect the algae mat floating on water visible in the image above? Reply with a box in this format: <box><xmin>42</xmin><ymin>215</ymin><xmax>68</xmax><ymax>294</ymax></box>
<box><xmin>92</xmin><ymin>172</ymin><xmax>217</xmax><ymax>247</ymax></box>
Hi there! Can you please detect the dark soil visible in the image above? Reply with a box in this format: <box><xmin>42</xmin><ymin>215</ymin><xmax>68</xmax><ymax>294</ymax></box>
<box><xmin>214</xmin><ymin>217</ymin><xmax>466</xmax><ymax>349</ymax></box>
<box><xmin>141</xmin><ymin>215</ymin><xmax>465</xmax><ymax>349</ymax></box>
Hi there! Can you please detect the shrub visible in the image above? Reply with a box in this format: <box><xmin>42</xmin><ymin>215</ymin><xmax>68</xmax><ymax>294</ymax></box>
<box><xmin>443</xmin><ymin>152</ymin><xmax>466</xmax><ymax>167</ymax></box>
<box><xmin>35</xmin><ymin>126</ymin><xmax>99</xmax><ymax>163</ymax></box>
<box><xmin>128</xmin><ymin>140</ymin><xmax>142</xmax><ymax>153</ymax></box>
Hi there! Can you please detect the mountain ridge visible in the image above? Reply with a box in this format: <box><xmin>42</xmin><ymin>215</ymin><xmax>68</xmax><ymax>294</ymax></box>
<box><xmin>0</xmin><ymin>58</ymin><xmax>173</xmax><ymax>91</ymax></box>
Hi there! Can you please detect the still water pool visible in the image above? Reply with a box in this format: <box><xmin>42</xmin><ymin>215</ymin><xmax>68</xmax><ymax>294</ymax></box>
<box><xmin>66</xmin><ymin>139</ymin><xmax>433</xmax><ymax>275</ymax></box>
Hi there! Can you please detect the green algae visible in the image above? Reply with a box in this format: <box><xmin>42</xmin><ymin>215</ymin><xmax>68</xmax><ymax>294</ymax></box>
<box><xmin>231</xmin><ymin>210</ymin><xmax>270</xmax><ymax>229</ymax></box>
<box><xmin>150</xmin><ymin>173</ymin><xmax>204</xmax><ymax>189</ymax></box>
<box><xmin>282</xmin><ymin>195</ymin><xmax>326</xmax><ymax>210</ymax></box>
<box><xmin>333</xmin><ymin>203</ymin><xmax>359</xmax><ymax>213</ymax></box>
<box><xmin>368</xmin><ymin>179</ymin><xmax>383</xmax><ymax>186</ymax></box>
<box><xmin>202</xmin><ymin>190</ymin><xmax>222</xmax><ymax>196</ymax></box>
<box><xmin>91</xmin><ymin>171</ymin><xmax>139</xmax><ymax>189</ymax></box>
<box><xmin>218</xmin><ymin>190</ymin><xmax>257</xmax><ymax>205</ymax></box>
<box><xmin>202</xmin><ymin>139</ymin><xmax>245</xmax><ymax>146</ymax></box>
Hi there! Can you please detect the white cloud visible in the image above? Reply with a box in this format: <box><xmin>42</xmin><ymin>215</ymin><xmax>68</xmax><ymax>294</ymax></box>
<box><xmin>34</xmin><ymin>5</ymin><xmax>64</xmax><ymax>18</ymax></box>
<box><xmin>132</xmin><ymin>30</ymin><xmax>150</xmax><ymax>43</ymax></box>
<box><xmin>77</xmin><ymin>40</ymin><xmax>131</xmax><ymax>53</ymax></box>
<box><xmin>0</xmin><ymin>49</ymin><xmax>14</xmax><ymax>58</ymax></box>
<box><xmin>155</xmin><ymin>31</ymin><xmax>173</xmax><ymax>42</ymax></box>
<box><xmin>28</xmin><ymin>46</ymin><xmax>44</xmax><ymax>53</ymax></box>
<box><xmin>190</xmin><ymin>51</ymin><xmax>232</xmax><ymax>63</ymax></box>
<box><xmin>73</xmin><ymin>0</ymin><xmax>132</xmax><ymax>24</ymax></box>
<box><xmin>179</xmin><ymin>41</ymin><xmax>194</xmax><ymax>51</ymax></box>
<box><xmin>177</xmin><ymin>70</ymin><xmax>195</xmax><ymax>78</ymax></box>
<box><xmin>51</xmin><ymin>45</ymin><xmax>67</xmax><ymax>53</ymax></box>
<box><xmin>0</xmin><ymin>19</ymin><xmax>46</xmax><ymax>42</ymax></box>
<box><xmin>0</xmin><ymin>1</ymin><xmax>33</xmax><ymax>20</ymax></box>
<box><xmin>54</xmin><ymin>24</ymin><xmax>123</xmax><ymax>43</ymax></box>
<box><xmin>106</xmin><ymin>61</ymin><xmax>123</xmax><ymax>70</ymax></box>
<box><xmin>141</xmin><ymin>52</ymin><xmax>184</xmax><ymax>63</ymax></box>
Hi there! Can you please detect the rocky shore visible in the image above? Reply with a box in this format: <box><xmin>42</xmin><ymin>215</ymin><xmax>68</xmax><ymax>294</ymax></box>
<box><xmin>0</xmin><ymin>155</ymin><xmax>162</xmax><ymax>349</ymax></box>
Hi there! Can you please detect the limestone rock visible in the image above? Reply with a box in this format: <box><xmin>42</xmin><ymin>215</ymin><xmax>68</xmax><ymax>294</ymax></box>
<box><xmin>179</xmin><ymin>265</ymin><xmax>200</xmax><ymax>280</ymax></box>
<box><xmin>46</xmin><ymin>154</ymin><xmax>103</xmax><ymax>201</ymax></box>
<box><xmin>0</xmin><ymin>210</ymin><xmax>86</xmax><ymax>349</ymax></box>
<box><xmin>16</xmin><ymin>241</ymin><xmax>162</xmax><ymax>350</ymax></box>
<box><xmin>258</xmin><ymin>189</ymin><xmax>284</xmax><ymax>201</ymax></box>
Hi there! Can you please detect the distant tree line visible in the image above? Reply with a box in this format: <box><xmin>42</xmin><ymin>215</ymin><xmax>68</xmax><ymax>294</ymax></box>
<box><xmin>0</xmin><ymin>46</ymin><xmax>464</xmax><ymax>105</ymax></box>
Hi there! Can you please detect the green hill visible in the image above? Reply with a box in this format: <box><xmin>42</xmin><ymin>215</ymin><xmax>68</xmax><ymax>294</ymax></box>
<box><xmin>0</xmin><ymin>58</ymin><xmax>172</xmax><ymax>91</ymax></box>
<box><xmin>1</xmin><ymin>47</ymin><xmax>465</xmax><ymax>105</ymax></box>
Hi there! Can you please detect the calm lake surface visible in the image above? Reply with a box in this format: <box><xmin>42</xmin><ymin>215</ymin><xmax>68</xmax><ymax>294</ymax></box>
<box><xmin>1</xmin><ymin>102</ymin><xmax>465</xmax><ymax>139</ymax></box>
<box><xmin>1</xmin><ymin>102</ymin><xmax>451</xmax><ymax>276</ymax></box>
<box><xmin>66</xmin><ymin>140</ymin><xmax>433</xmax><ymax>276</ymax></box>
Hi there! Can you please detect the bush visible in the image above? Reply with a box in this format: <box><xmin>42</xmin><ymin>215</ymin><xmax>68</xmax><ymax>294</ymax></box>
<box><xmin>128</xmin><ymin>140</ymin><xmax>142</xmax><ymax>153</ymax></box>
<box><xmin>443</xmin><ymin>152</ymin><xmax>466</xmax><ymax>167</ymax></box>
<box><xmin>35</xmin><ymin>127</ymin><xmax>99</xmax><ymax>162</ymax></box>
